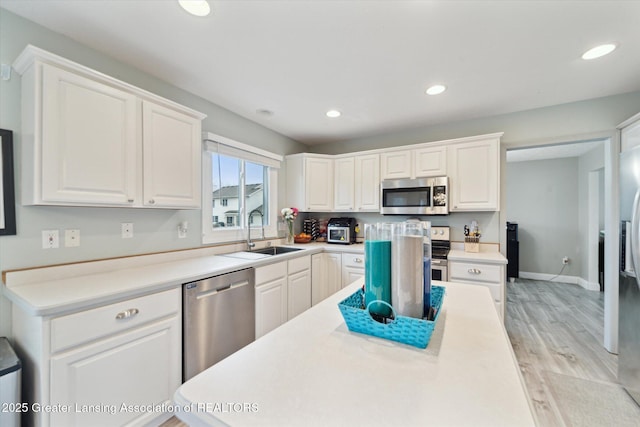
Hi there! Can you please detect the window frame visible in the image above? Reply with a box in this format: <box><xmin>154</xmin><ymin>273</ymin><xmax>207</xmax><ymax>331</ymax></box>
<box><xmin>201</xmin><ymin>133</ymin><xmax>281</xmax><ymax>245</ymax></box>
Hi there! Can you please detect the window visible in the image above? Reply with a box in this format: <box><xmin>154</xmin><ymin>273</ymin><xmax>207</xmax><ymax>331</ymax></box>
<box><xmin>202</xmin><ymin>133</ymin><xmax>282</xmax><ymax>244</ymax></box>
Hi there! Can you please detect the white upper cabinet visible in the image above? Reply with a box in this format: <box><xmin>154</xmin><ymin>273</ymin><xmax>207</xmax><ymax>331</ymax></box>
<box><xmin>14</xmin><ymin>45</ymin><xmax>206</xmax><ymax>208</ymax></box>
<box><xmin>286</xmin><ymin>154</ymin><xmax>334</xmax><ymax>211</ymax></box>
<box><xmin>40</xmin><ymin>64</ymin><xmax>138</xmax><ymax>205</ymax></box>
<box><xmin>414</xmin><ymin>146</ymin><xmax>447</xmax><ymax>177</ymax></box>
<box><xmin>380</xmin><ymin>150</ymin><xmax>412</xmax><ymax>179</ymax></box>
<box><xmin>334</xmin><ymin>157</ymin><xmax>355</xmax><ymax>211</ymax></box>
<box><xmin>142</xmin><ymin>101</ymin><xmax>201</xmax><ymax>208</ymax></box>
<box><xmin>287</xmin><ymin>133</ymin><xmax>502</xmax><ymax>214</ymax></box>
<box><xmin>448</xmin><ymin>137</ymin><xmax>500</xmax><ymax>211</ymax></box>
<box><xmin>305</xmin><ymin>157</ymin><xmax>334</xmax><ymax>211</ymax></box>
<box><xmin>382</xmin><ymin>146</ymin><xmax>446</xmax><ymax>180</ymax></box>
<box><xmin>355</xmin><ymin>154</ymin><xmax>380</xmax><ymax>211</ymax></box>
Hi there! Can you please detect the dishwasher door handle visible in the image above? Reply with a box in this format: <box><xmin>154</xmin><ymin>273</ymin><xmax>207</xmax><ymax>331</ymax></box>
<box><xmin>196</xmin><ymin>279</ymin><xmax>251</xmax><ymax>300</ymax></box>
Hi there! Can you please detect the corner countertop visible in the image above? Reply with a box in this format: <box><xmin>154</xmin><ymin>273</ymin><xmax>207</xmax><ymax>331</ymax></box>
<box><xmin>448</xmin><ymin>249</ymin><xmax>508</xmax><ymax>264</ymax></box>
<box><xmin>2</xmin><ymin>245</ymin><xmax>324</xmax><ymax>317</ymax></box>
<box><xmin>173</xmin><ymin>278</ymin><xmax>535</xmax><ymax>427</ymax></box>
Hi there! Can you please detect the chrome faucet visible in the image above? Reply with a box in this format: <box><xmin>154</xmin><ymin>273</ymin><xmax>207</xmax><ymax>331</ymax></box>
<box><xmin>247</xmin><ymin>208</ymin><xmax>265</xmax><ymax>250</ymax></box>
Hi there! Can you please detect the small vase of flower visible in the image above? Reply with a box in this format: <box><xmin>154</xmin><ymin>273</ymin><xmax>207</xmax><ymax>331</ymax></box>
<box><xmin>281</xmin><ymin>207</ymin><xmax>298</xmax><ymax>244</ymax></box>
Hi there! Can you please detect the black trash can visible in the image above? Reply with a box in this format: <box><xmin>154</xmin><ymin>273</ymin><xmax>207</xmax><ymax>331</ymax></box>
<box><xmin>0</xmin><ymin>337</ymin><xmax>22</xmax><ymax>427</ymax></box>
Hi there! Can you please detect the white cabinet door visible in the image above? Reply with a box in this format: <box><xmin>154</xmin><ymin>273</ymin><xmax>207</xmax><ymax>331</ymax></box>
<box><xmin>50</xmin><ymin>317</ymin><xmax>180</xmax><ymax>426</ymax></box>
<box><xmin>381</xmin><ymin>150</ymin><xmax>412</xmax><ymax>179</ymax></box>
<box><xmin>255</xmin><ymin>278</ymin><xmax>288</xmax><ymax>338</ymax></box>
<box><xmin>355</xmin><ymin>154</ymin><xmax>380</xmax><ymax>211</ymax></box>
<box><xmin>40</xmin><ymin>64</ymin><xmax>138</xmax><ymax>205</ymax></box>
<box><xmin>341</xmin><ymin>253</ymin><xmax>365</xmax><ymax>287</ymax></box>
<box><xmin>343</xmin><ymin>267</ymin><xmax>365</xmax><ymax>288</ymax></box>
<box><xmin>326</xmin><ymin>253</ymin><xmax>343</xmax><ymax>296</ymax></box>
<box><xmin>288</xmin><ymin>269</ymin><xmax>311</xmax><ymax>320</ymax></box>
<box><xmin>414</xmin><ymin>146</ymin><xmax>447</xmax><ymax>177</ymax></box>
<box><xmin>448</xmin><ymin>260</ymin><xmax>505</xmax><ymax>320</ymax></box>
<box><xmin>334</xmin><ymin>157</ymin><xmax>355</xmax><ymax>211</ymax></box>
<box><xmin>448</xmin><ymin>138</ymin><xmax>500</xmax><ymax>211</ymax></box>
<box><xmin>311</xmin><ymin>252</ymin><xmax>342</xmax><ymax>305</ymax></box>
<box><xmin>142</xmin><ymin>101</ymin><xmax>201</xmax><ymax>208</ymax></box>
<box><xmin>305</xmin><ymin>157</ymin><xmax>334</xmax><ymax>211</ymax></box>
<box><xmin>311</xmin><ymin>253</ymin><xmax>325</xmax><ymax>306</ymax></box>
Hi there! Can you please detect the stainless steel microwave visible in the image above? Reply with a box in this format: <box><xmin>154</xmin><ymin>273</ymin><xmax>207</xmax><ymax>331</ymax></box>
<box><xmin>380</xmin><ymin>177</ymin><xmax>449</xmax><ymax>215</ymax></box>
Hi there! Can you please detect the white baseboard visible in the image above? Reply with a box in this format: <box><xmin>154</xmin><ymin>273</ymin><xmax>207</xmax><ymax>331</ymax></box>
<box><xmin>518</xmin><ymin>271</ymin><xmax>600</xmax><ymax>291</ymax></box>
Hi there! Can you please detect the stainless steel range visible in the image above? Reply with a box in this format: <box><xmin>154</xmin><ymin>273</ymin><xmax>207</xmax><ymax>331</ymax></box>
<box><xmin>430</xmin><ymin>226</ymin><xmax>450</xmax><ymax>281</ymax></box>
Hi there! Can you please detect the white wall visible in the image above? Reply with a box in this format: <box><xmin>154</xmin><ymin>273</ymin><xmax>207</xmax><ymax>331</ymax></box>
<box><xmin>0</xmin><ymin>9</ymin><xmax>307</xmax><ymax>338</ymax></box>
<box><xmin>578</xmin><ymin>145</ymin><xmax>606</xmax><ymax>287</ymax></box>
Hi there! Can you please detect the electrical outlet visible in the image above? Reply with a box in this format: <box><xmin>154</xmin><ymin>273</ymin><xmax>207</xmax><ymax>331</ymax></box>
<box><xmin>42</xmin><ymin>230</ymin><xmax>59</xmax><ymax>249</ymax></box>
<box><xmin>65</xmin><ymin>229</ymin><xmax>80</xmax><ymax>247</ymax></box>
<box><xmin>121</xmin><ymin>223</ymin><xmax>133</xmax><ymax>239</ymax></box>
<box><xmin>562</xmin><ymin>256</ymin><xmax>570</xmax><ymax>265</ymax></box>
<box><xmin>178</xmin><ymin>221</ymin><xmax>188</xmax><ymax>239</ymax></box>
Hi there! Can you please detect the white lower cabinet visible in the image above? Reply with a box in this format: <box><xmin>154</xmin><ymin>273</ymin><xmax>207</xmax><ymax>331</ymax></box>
<box><xmin>12</xmin><ymin>288</ymin><xmax>181</xmax><ymax>427</ymax></box>
<box><xmin>50</xmin><ymin>318</ymin><xmax>179</xmax><ymax>426</ymax></box>
<box><xmin>255</xmin><ymin>255</ymin><xmax>311</xmax><ymax>338</ymax></box>
<box><xmin>255</xmin><ymin>261</ymin><xmax>288</xmax><ymax>339</ymax></box>
<box><xmin>287</xmin><ymin>256</ymin><xmax>312</xmax><ymax>320</ymax></box>
<box><xmin>341</xmin><ymin>252</ymin><xmax>365</xmax><ymax>288</ymax></box>
<box><xmin>448</xmin><ymin>260</ymin><xmax>505</xmax><ymax>320</ymax></box>
<box><xmin>311</xmin><ymin>252</ymin><xmax>342</xmax><ymax>305</ymax></box>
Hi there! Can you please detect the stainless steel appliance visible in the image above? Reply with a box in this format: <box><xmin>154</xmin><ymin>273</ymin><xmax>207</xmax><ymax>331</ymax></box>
<box><xmin>327</xmin><ymin>217</ymin><xmax>357</xmax><ymax>244</ymax></box>
<box><xmin>430</xmin><ymin>226</ymin><xmax>450</xmax><ymax>281</ymax></box>
<box><xmin>619</xmin><ymin>116</ymin><xmax>640</xmax><ymax>406</ymax></box>
<box><xmin>380</xmin><ymin>177</ymin><xmax>448</xmax><ymax>215</ymax></box>
<box><xmin>183</xmin><ymin>268</ymin><xmax>255</xmax><ymax>382</ymax></box>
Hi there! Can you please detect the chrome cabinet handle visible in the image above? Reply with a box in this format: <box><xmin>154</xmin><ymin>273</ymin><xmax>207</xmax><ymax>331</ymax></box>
<box><xmin>127</xmin><ymin>198</ymin><xmax>134</xmax><ymax>203</ymax></box>
<box><xmin>354</xmin><ymin>258</ymin><xmax>363</xmax><ymax>263</ymax></box>
<box><xmin>468</xmin><ymin>268</ymin><xmax>482</xmax><ymax>275</ymax></box>
<box><xmin>116</xmin><ymin>308</ymin><xmax>139</xmax><ymax>320</ymax></box>
<box><xmin>148</xmin><ymin>199</ymin><xmax>155</xmax><ymax>205</ymax></box>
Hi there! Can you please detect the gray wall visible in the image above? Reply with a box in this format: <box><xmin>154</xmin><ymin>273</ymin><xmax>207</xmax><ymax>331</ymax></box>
<box><xmin>503</xmin><ymin>144</ymin><xmax>605</xmax><ymax>281</ymax></box>
<box><xmin>506</xmin><ymin>158</ymin><xmax>580</xmax><ymax>276</ymax></box>
<box><xmin>0</xmin><ymin>9</ymin><xmax>307</xmax><ymax>337</ymax></box>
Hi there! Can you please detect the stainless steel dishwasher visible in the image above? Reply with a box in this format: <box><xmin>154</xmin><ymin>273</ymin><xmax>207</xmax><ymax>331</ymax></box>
<box><xmin>183</xmin><ymin>268</ymin><xmax>255</xmax><ymax>382</ymax></box>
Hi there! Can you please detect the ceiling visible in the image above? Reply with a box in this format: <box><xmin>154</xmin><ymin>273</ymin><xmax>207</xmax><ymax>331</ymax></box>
<box><xmin>2</xmin><ymin>1</ymin><xmax>640</xmax><ymax>145</ymax></box>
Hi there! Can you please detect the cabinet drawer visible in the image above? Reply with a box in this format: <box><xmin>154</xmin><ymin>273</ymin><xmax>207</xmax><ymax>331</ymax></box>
<box><xmin>50</xmin><ymin>288</ymin><xmax>180</xmax><ymax>353</ymax></box>
<box><xmin>449</xmin><ymin>262</ymin><xmax>501</xmax><ymax>284</ymax></box>
<box><xmin>256</xmin><ymin>261</ymin><xmax>287</xmax><ymax>285</ymax></box>
<box><xmin>288</xmin><ymin>255</ymin><xmax>311</xmax><ymax>275</ymax></box>
<box><xmin>342</xmin><ymin>253</ymin><xmax>365</xmax><ymax>269</ymax></box>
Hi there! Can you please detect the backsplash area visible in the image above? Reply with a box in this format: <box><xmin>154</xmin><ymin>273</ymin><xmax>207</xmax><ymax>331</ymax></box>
<box><xmin>299</xmin><ymin>211</ymin><xmax>500</xmax><ymax>243</ymax></box>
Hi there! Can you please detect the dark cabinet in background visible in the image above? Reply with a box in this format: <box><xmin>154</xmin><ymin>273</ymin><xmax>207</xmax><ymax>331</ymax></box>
<box><xmin>506</xmin><ymin>222</ymin><xmax>519</xmax><ymax>281</ymax></box>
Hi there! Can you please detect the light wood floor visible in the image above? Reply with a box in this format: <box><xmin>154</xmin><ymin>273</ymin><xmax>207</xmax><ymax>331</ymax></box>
<box><xmin>505</xmin><ymin>278</ymin><xmax>622</xmax><ymax>426</ymax></box>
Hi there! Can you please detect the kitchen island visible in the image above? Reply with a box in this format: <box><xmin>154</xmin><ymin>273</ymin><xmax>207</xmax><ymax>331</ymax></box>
<box><xmin>174</xmin><ymin>279</ymin><xmax>536</xmax><ymax>427</ymax></box>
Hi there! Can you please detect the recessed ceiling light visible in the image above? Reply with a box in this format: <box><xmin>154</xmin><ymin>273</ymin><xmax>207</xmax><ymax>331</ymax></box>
<box><xmin>582</xmin><ymin>43</ymin><xmax>617</xmax><ymax>60</ymax></box>
<box><xmin>426</xmin><ymin>84</ymin><xmax>446</xmax><ymax>96</ymax></box>
<box><xmin>178</xmin><ymin>0</ymin><xmax>211</xmax><ymax>17</ymax></box>
<box><xmin>326</xmin><ymin>110</ymin><xmax>341</xmax><ymax>118</ymax></box>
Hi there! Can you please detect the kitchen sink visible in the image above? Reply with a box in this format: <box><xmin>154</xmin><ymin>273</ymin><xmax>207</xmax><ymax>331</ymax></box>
<box><xmin>249</xmin><ymin>246</ymin><xmax>303</xmax><ymax>256</ymax></box>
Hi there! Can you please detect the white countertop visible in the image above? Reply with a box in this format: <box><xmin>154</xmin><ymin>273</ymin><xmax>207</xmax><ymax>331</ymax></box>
<box><xmin>173</xmin><ymin>279</ymin><xmax>535</xmax><ymax>427</ymax></box>
<box><xmin>2</xmin><ymin>246</ymin><xmax>324</xmax><ymax>317</ymax></box>
<box><xmin>448</xmin><ymin>248</ymin><xmax>508</xmax><ymax>264</ymax></box>
<box><xmin>2</xmin><ymin>240</ymin><xmax>504</xmax><ymax>317</ymax></box>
